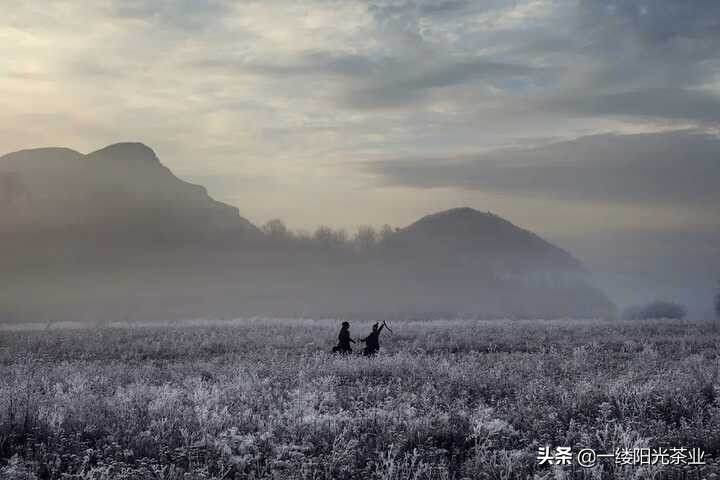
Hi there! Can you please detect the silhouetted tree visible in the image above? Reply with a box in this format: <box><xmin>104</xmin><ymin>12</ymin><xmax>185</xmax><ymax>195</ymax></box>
<box><xmin>313</xmin><ymin>225</ymin><xmax>348</xmax><ymax>250</ymax></box>
<box><xmin>354</xmin><ymin>225</ymin><xmax>377</xmax><ymax>251</ymax></box>
<box><xmin>314</xmin><ymin>226</ymin><xmax>331</xmax><ymax>249</ymax></box>
<box><xmin>715</xmin><ymin>281</ymin><xmax>720</xmax><ymax>320</ymax></box>
<box><xmin>293</xmin><ymin>228</ymin><xmax>313</xmax><ymax>246</ymax></box>
<box><xmin>334</xmin><ymin>228</ymin><xmax>348</xmax><ymax>246</ymax></box>
<box><xmin>262</xmin><ymin>219</ymin><xmax>291</xmax><ymax>240</ymax></box>
<box><xmin>378</xmin><ymin>224</ymin><xmax>395</xmax><ymax>246</ymax></box>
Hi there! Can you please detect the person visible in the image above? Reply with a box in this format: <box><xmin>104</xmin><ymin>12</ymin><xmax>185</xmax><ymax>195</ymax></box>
<box><xmin>361</xmin><ymin>321</ymin><xmax>386</xmax><ymax>356</ymax></box>
<box><xmin>333</xmin><ymin>321</ymin><xmax>355</xmax><ymax>354</ymax></box>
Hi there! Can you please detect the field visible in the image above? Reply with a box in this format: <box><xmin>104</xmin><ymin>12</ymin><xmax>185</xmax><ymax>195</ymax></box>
<box><xmin>1</xmin><ymin>318</ymin><xmax>720</xmax><ymax>479</ymax></box>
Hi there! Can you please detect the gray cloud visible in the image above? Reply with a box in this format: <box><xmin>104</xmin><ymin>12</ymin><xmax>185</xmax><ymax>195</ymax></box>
<box><xmin>79</xmin><ymin>0</ymin><xmax>720</xmax><ymax>125</ymax></box>
<box><xmin>549</xmin><ymin>88</ymin><xmax>720</xmax><ymax>125</ymax></box>
<box><xmin>193</xmin><ymin>51</ymin><xmax>382</xmax><ymax>78</ymax></box>
<box><xmin>3</xmin><ymin>0</ymin><xmax>720</xmax><ymax>231</ymax></box>
<box><xmin>345</xmin><ymin>59</ymin><xmax>545</xmax><ymax>108</ymax></box>
<box><xmin>339</xmin><ymin>0</ymin><xmax>720</xmax><ymax>120</ymax></box>
<box><xmin>109</xmin><ymin>0</ymin><xmax>232</xmax><ymax>31</ymax></box>
<box><xmin>366</xmin><ymin>129</ymin><xmax>720</xmax><ymax>210</ymax></box>
<box><xmin>577</xmin><ymin>0</ymin><xmax>720</xmax><ymax>47</ymax></box>
<box><xmin>534</xmin><ymin>0</ymin><xmax>720</xmax><ymax>125</ymax></box>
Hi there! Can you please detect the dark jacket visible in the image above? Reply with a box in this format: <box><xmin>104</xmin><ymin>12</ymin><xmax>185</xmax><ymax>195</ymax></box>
<box><xmin>362</xmin><ymin>324</ymin><xmax>384</xmax><ymax>355</ymax></box>
<box><xmin>337</xmin><ymin>327</ymin><xmax>354</xmax><ymax>352</ymax></box>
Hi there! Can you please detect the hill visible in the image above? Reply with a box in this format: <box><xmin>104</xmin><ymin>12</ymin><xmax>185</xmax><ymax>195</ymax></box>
<box><xmin>391</xmin><ymin>207</ymin><xmax>583</xmax><ymax>272</ymax></box>
<box><xmin>0</xmin><ymin>143</ymin><xmax>614</xmax><ymax>321</ymax></box>
<box><xmin>0</xmin><ymin>143</ymin><xmax>259</xmax><ymax>242</ymax></box>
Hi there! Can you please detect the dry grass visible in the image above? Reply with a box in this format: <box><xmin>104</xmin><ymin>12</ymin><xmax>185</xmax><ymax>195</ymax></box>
<box><xmin>1</xmin><ymin>317</ymin><xmax>719</xmax><ymax>479</ymax></box>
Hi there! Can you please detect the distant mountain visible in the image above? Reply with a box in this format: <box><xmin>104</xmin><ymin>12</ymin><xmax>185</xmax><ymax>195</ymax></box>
<box><xmin>391</xmin><ymin>207</ymin><xmax>583</xmax><ymax>273</ymax></box>
<box><xmin>0</xmin><ymin>143</ymin><xmax>614</xmax><ymax>322</ymax></box>
<box><xmin>0</xmin><ymin>143</ymin><xmax>260</xmax><ymax>241</ymax></box>
<box><xmin>359</xmin><ymin>207</ymin><xmax>614</xmax><ymax>319</ymax></box>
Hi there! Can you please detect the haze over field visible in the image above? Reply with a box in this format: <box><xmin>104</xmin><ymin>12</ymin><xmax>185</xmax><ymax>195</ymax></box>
<box><xmin>2</xmin><ymin>0</ymin><xmax>719</xmax><ymax>317</ymax></box>
<box><xmin>0</xmin><ymin>142</ymin><xmax>616</xmax><ymax>321</ymax></box>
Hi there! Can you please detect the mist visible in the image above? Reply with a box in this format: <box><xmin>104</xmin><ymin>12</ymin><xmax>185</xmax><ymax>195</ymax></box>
<box><xmin>0</xmin><ymin>144</ymin><xmax>615</xmax><ymax>322</ymax></box>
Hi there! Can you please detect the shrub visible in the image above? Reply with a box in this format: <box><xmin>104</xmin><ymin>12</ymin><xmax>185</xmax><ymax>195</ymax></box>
<box><xmin>623</xmin><ymin>300</ymin><xmax>687</xmax><ymax>320</ymax></box>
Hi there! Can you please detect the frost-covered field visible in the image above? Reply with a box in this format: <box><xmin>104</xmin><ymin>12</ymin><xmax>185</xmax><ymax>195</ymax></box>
<box><xmin>1</xmin><ymin>318</ymin><xmax>720</xmax><ymax>479</ymax></box>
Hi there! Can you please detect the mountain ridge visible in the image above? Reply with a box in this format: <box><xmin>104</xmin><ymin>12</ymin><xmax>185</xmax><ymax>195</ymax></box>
<box><xmin>395</xmin><ymin>207</ymin><xmax>584</xmax><ymax>273</ymax></box>
<box><xmin>0</xmin><ymin>142</ymin><xmax>615</xmax><ymax>321</ymax></box>
<box><xmin>0</xmin><ymin>142</ymin><xmax>260</xmax><ymax>238</ymax></box>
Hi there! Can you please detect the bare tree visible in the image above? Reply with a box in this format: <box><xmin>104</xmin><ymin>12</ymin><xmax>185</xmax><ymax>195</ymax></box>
<box><xmin>313</xmin><ymin>225</ymin><xmax>333</xmax><ymax>249</ymax></box>
<box><xmin>334</xmin><ymin>228</ymin><xmax>348</xmax><ymax>246</ymax></box>
<box><xmin>293</xmin><ymin>228</ymin><xmax>313</xmax><ymax>245</ymax></box>
<box><xmin>354</xmin><ymin>225</ymin><xmax>377</xmax><ymax>251</ymax></box>
<box><xmin>313</xmin><ymin>225</ymin><xmax>348</xmax><ymax>250</ymax></box>
<box><xmin>262</xmin><ymin>219</ymin><xmax>290</xmax><ymax>240</ymax></box>
<box><xmin>378</xmin><ymin>224</ymin><xmax>395</xmax><ymax>246</ymax></box>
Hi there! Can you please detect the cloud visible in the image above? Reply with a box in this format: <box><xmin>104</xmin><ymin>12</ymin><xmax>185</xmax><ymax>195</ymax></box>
<box><xmin>344</xmin><ymin>58</ymin><xmax>545</xmax><ymax>109</ymax></box>
<box><xmin>2</xmin><ymin>0</ymin><xmax>720</xmax><ymax>233</ymax></box>
<box><xmin>548</xmin><ymin>88</ymin><xmax>720</xmax><ymax>125</ymax></box>
<box><xmin>577</xmin><ymin>0</ymin><xmax>720</xmax><ymax>47</ymax></box>
<box><xmin>365</xmin><ymin>129</ymin><xmax>720</xmax><ymax>211</ymax></box>
<box><xmin>108</xmin><ymin>0</ymin><xmax>232</xmax><ymax>30</ymax></box>
<box><xmin>192</xmin><ymin>51</ymin><xmax>382</xmax><ymax>78</ymax></box>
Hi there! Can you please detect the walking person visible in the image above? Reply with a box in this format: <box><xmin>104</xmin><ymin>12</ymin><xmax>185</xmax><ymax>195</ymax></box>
<box><xmin>333</xmin><ymin>321</ymin><xmax>355</xmax><ymax>354</ymax></box>
<box><xmin>361</xmin><ymin>321</ymin><xmax>387</xmax><ymax>356</ymax></box>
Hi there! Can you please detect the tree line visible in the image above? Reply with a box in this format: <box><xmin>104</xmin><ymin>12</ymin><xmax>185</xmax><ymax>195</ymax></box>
<box><xmin>260</xmin><ymin>219</ymin><xmax>399</xmax><ymax>252</ymax></box>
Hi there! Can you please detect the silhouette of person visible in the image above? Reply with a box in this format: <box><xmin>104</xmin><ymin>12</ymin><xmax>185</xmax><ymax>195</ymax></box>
<box><xmin>362</xmin><ymin>321</ymin><xmax>386</xmax><ymax>356</ymax></box>
<box><xmin>333</xmin><ymin>321</ymin><xmax>355</xmax><ymax>354</ymax></box>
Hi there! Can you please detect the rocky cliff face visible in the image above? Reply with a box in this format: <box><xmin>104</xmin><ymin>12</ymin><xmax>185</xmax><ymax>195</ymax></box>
<box><xmin>0</xmin><ymin>143</ymin><xmax>260</xmax><ymax>239</ymax></box>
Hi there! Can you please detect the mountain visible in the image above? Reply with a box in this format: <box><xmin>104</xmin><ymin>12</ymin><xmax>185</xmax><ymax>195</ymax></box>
<box><xmin>390</xmin><ymin>207</ymin><xmax>583</xmax><ymax>273</ymax></box>
<box><xmin>362</xmin><ymin>207</ymin><xmax>614</xmax><ymax>319</ymax></box>
<box><xmin>0</xmin><ymin>143</ymin><xmax>260</xmax><ymax>243</ymax></box>
<box><xmin>0</xmin><ymin>143</ymin><xmax>614</xmax><ymax>322</ymax></box>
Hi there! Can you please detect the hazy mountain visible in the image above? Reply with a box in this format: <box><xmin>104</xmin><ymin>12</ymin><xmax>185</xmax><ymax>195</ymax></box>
<box><xmin>0</xmin><ymin>143</ymin><xmax>260</xmax><ymax>241</ymax></box>
<box><xmin>390</xmin><ymin>207</ymin><xmax>583</xmax><ymax>273</ymax></box>
<box><xmin>0</xmin><ymin>143</ymin><xmax>614</xmax><ymax>322</ymax></box>
<box><xmin>359</xmin><ymin>207</ymin><xmax>614</xmax><ymax>319</ymax></box>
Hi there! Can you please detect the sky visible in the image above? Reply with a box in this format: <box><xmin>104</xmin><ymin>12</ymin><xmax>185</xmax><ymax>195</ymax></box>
<box><xmin>2</xmin><ymin>0</ymin><xmax>720</xmax><ymax>309</ymax></box>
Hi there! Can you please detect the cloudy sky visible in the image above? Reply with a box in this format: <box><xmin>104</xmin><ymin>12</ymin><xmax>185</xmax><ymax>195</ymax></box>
<box><xmin>2</xmin><ymin>0</ymin><xmax>719</xmax><ymax>304</ymax></box>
